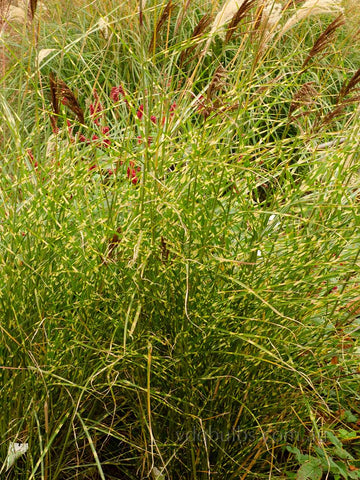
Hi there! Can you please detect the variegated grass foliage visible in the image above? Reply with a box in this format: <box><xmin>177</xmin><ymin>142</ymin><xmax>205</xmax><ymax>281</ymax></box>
<box><xmin>0</xmin><ymin>0</ymin><xmax>359</xmax><ymax>479</ymax></box>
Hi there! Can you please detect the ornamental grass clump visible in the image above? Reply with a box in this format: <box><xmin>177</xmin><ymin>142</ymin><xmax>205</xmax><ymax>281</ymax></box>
<box><xmin>0</xmin><ymin>0</ymin><xmax>359</xmax><ymax>478</ymax></box>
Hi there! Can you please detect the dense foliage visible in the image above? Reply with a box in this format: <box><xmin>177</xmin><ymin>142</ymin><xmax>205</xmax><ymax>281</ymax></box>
<box><xmin>1</xmin><ymin>1</ymin><xmax>359</xmax><ymax>478</ymax></box>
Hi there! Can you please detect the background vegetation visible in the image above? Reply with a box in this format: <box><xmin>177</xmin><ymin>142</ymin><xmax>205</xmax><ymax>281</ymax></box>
<box><xmin>1</xmin><ymin>0</ymin><xmax>359</xmax><ymax>478</ymax></box>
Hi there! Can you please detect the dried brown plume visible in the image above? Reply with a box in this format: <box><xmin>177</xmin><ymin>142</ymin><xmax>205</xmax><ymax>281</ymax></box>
<box><xmin>225</xmin><ymin>0</ymin><xmax>255</xmax><ymax>43</ymax></box>
<box><xmin>207</xmin><ymin>64</ymin><xmax>227</xmax><ymax>100</ymax></box>
<box><xmin>28</xmin><ymin>0</ymin><xmax>38</xmax><ymax>21</ymax></box>
<box><xmin>289</xmin><ymin>81</ymin><xmax>318</xmax><ymax>115</ymax></box>
<box><xmin>149</xmin><ymin>0</ymin><xmax>173</xmax><ymax>53</ymax></box>
<box><xmin>319</xmin><ymin>65</ymin><xmax>360</xmax><ymax>128</ymax></box>
<box><xmin>338</xmin><ymin>67</ymin><xmax>360</xmax><ymax>102</ymax></box>
<box><xmin>179</xmin><ymin>14</ymin><xmax>213</xmax><ymax>66</ymax></box>
<box><xmin>52</xmin><ymin>76</ymin><xmax>85</xmax><ymax>124</ymax></box>
<box><xmin>302</xmin><ymin>14</ymin><xmax>345</xmax><ymax>68</ymax></box>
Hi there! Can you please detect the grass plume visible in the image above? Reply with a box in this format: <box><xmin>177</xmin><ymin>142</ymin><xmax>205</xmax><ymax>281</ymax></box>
<box><xmin>289</xmin><ymin>81</ymin><xmax>318</xmax><ymax>115</ymax></box>
<box><xmin>225</xmin><ymin>0</ymin><xmax>255</xmax><ymax>43</ymax></box>
<box><xmin>149</xmin><ymin>0</ymin><xmax>173</xmax><ymax>53</ymax></box>
<box><xmin>54</xmin><ymin>77</ymin><xmax>85</xmax><ymax>124</ymax></box>
<box><xmin>302</xmin><ymin>14</ymin><xmax>345</xmax><ymax>67</ymax></box>
<box><xmin>278</xmin><ymin>0</ymin><xmax>344</xmax><ymax>39</ymax></box>
<box><xmin>179</xmin><ymin>13</ymin><xmax>213</xmax><ymax>66</ymax></box>
<box><xmin>338</xmin><ymin>66</ymin><xmax>360</xmax><ymax>101</ymax></box>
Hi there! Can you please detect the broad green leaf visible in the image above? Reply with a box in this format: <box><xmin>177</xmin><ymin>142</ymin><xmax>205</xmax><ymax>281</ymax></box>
<box><xmin>326</xmin><ymin>431</ymin><xmax>343</xmax><ymax>449</ymax></box>
<box><xmin>296</xmin><ymin>459</ymin><xmax>322</xmax><ymax>480</ymax></box>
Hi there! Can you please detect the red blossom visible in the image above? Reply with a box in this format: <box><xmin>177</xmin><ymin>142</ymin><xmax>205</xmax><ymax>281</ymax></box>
<box><xmin>89</xmin><ymin>164</ymin><xmax>97</xmax><ymax>171</ymax></box>
<box><xmin>27</xmin><ymin>149</ymin><xmax>39</xmax><ymax>169</ymax></box>
<box><xmin>137</xmin><ymin>135</ymin><xmax>152</xmax><ymax>146</ymax></box>
<box><xmin>127</xmin><ymin>161</ymin><xmax>141</xmax><ymax>185</ymax></box>
<box><xmin>169</xmin><ymin>102</ymin><xmax>176</xmax><ymax>115</ymax></box>
<box><xmin>27</xmin><ymin>149</ymin><xmax>35</xmax><ymax>163</ymax></box>
<box><xmin>90</xmin><ymin>89</ymin><xmax>103</xmax><ymax>126</ymax></box>
<box><xmin>162</xmin><ymin>102</ymin><xmax>177</xmax><ymax>125</ymax></box>
<box><xmin>102</xmin><ymin>126</ymin><xmax>110</xmax><ymax>135</ymax></box>
<box><xmin>151</xmin><ymin>115</ymin><xmax>157</xmax><ymax>124</ymax></box>
<box><xmin>137</xmin><ymin>104</ymin><xmax>144</xmax><ymax>120</ymax></box>
<box><xmin>110</xmin><ymin>85</ymin><xmax>126</xmax><ymax>103</ymax></box>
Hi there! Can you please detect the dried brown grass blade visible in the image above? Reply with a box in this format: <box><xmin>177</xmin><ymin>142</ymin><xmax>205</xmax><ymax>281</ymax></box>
<box><xmin>149</xmin><ymin>0</ymin><xmax>173</xmax><ymax>53</ymax></box>
<box><xmin>225</xmin><ymin>0</ymin><xmax>255</xmax><ymax>43</ymax></box>
<box><xmin>302</xmin><ymin>14</ymin><xmax>344</xmax><ymax>67</ymax></box>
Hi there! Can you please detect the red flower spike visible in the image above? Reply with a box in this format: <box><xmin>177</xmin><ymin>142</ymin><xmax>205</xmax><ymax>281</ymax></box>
<box><xmin>110</xmin><ymin>85</ymin><xmax>126</xmax><ymax>103</ymax></box>
<box><xmin>150</xmin><ymin>115</ymin><xmax>157</xmax><ymax>124</ymax></box>
<box><xmin>92</xmin><ymin>134</ymin><xmax>99</xmax><ymax>141</ymax></box>
<box><xmin>127</xmin><ymin>161</ymin><xmax>141</xmax><ymax>185</ymax></box>
<box><xmin>102</xmin><ymin>126</ymin><xmax>110</xmax><ymax>135</ymax></box>
<box><xmin>89</xmin><ymin>164</ymin><xmax>97</xmax><ymax>171</ymax></box>
<box><xmin>137</xmin><ymin>104</ymin><xmax>144</xmax><ymax>120</ymax></box>
<box><xmin>102</xmin><ymin>138</ymin><xmax>111</xmax><ymax>148</ymax></box>
<box><xmin>27</xmin><ymin>149</ymin><xmax>35</xmax><ymax>163</ymax></box>
<box><xmin>90</xmin><ymin>89</ymin><xmax>104</xmax><ymax>125</ymax></box>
